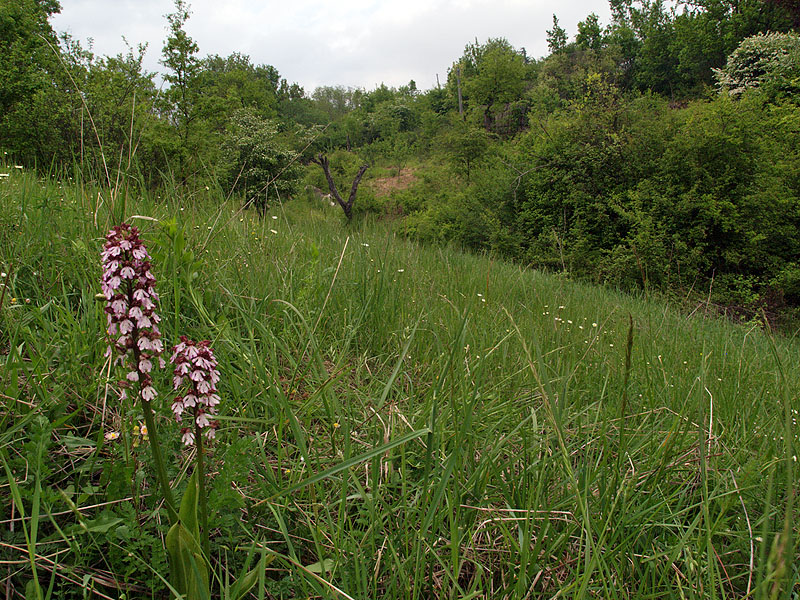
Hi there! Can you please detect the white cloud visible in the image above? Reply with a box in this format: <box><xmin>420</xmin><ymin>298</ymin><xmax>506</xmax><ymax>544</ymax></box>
<box><xmin>52</xmin><ymin>0</ymin><xmax>612</xmax><ymax>91</ymax></box>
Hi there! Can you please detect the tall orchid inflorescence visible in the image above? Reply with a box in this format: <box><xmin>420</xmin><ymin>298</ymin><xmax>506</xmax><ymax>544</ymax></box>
<box><xmin>170</xmin><ymin>337</ymin><xmax>220</xmax><ymax>446</ymax></box>
<box><xmin>102</xmin><ymin>223</ymin><xmax>165</xmax><ymax>398</ymax></box>
<box><xmin>101</xmin><ymin>223</ymin><xmax>177</xmax><ymax>521</ymax></box>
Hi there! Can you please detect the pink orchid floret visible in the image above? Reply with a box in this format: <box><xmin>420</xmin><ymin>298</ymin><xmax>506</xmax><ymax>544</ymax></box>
<box><xmin>171</xmin><ymin>336</ymin><xmax>220</xmax><ymax>445</ymax></box>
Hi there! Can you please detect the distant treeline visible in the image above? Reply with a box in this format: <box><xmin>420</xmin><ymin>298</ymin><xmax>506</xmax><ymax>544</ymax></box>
<box><xmin>2</xmin><ymin>0</ymin><xmax>799</xmax><ymax>319</ymax></box>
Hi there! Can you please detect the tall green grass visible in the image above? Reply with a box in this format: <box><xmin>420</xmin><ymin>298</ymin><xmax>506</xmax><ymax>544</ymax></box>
<box><xmin>1</xmin><ymin>165</ymin><xmax>797</xmax><ymax>598</ymax></box>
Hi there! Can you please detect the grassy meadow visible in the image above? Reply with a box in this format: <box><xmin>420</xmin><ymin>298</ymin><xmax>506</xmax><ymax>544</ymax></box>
<box><xmin>0</xmin><ymin>165</ymin><xmax>798</xmax><ymax>598</ymax></box>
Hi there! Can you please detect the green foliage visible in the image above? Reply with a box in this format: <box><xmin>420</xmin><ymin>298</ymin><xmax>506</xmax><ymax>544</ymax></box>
<box><xmin>78</xmin><ymin>43</ymin><xmax>159</xmax><ymax>184</ymax></box>
<box><xmin>441</xmin><ymin>120</ymin><xmax>490</xmax><ymax>180</ymax></box>
<box><xmin>3</xmin><ymin>0</ymin><xmax>800</xmax><ymax>313</ymax></box>
<box><xmin>166</xmin><ymin>471</ymin><xmax>210</xmax><ymax>599</ymax></box>
<box><xmin>311</xmin><ymin>85</ymin><xmax>363</xmax><ymax>120</ymax></box>
<box><xmin>160</xmin><ymin>0</ymin><xmax>203</xmax><ymax>181</ymax></box>
<box><xmin>546</xmin><ymin>14</ymin><xmax>567</xmax><ymax>53</ymax></box>
<box><xmin>536</xmin><ymin>43</ymin><xmax>624</xmax><ymax>106</ymax></box>
<box><xmin>196</xmin><ymin>53</ymin><xmax>281</xmax><ymax>130</ymax></box>
<box><xmin>0</xmin><ymin>0</ymin><xmax>79</xmax><ymax>165</ymax></box>
<box><xmin>446</xmin><ymin>37</ymin><xmax>531</xmax><ymax>119</ymax></box>
<box><xmin>507</xmin><ymin>89</ymin><xmax>800</xmax><ymax>308</ymax></box>
<box><xmin>576</xmin><ymin>13</ymin><xmax>604</xmax><ymax>50</ymax></box>
<box><xmin>463</xmin><ymin>41</ymin><xmax>527</xmax><ymax>109</ymax></box>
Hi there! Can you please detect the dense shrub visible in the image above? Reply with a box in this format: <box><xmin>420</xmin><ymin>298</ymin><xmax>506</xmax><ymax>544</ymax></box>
<box><xmin>714</xmin><ymin>31</ymin><xmax>800</xmax><ymax>98</ymax></box>
<box><xmin>507</xmin><ymin>91</ymin><xmax>800</xmax><ymax>308</ymax></box>
<box><xmin>221</xmin><ymin>108</ymin><xmax>303</xmax><ymax>211</ymax></box>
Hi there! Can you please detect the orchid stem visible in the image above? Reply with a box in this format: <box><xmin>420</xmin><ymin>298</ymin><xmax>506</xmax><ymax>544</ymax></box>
<box><xmin>141</xmin><ymin>397</ymin><xmax>178</xmax><ymax>524</ymax></box>
<box><xmin>195</xmin><ymin>420</ymin><xmax>210</xmax><ymax>558</ymax></box>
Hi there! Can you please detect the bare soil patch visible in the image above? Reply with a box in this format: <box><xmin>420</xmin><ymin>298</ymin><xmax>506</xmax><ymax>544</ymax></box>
<box><xmin>369</xmin><ymin>168</ymin><xmax>418</xmax><ymax>197</ymax></box>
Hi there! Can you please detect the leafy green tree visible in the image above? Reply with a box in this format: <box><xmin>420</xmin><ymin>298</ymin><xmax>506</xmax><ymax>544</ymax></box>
<box><xmin>311</xmin><ymin>85</ymin><xmax>363</xmax><ymax>120</ymax></box>
<box><xmin>277</xmin><ymin>81</ymin><xmax>326</xmax><ymax>126</ymax></box>
<box><xmin>356</xmin><ymin>83</ymin><xmax>395</xmax><ymax>114</ymax></box>
<box><xmin>446</xmin><ymin>38</ymin><xmax>527</xmax><ymax>113</ymax></box>
<box><xmin>629</xmin><ymin>2</ymin><xmax>682</xmax><ymax>96</ymax></box>
<box><xmin>424</xmin><ymin>86</ymin><xmax>451</xmax><ymax>115</ymax></box>
<box><xmin>160</xmin><ymin>0</ymin><xmax>201</xmax><ymax>181</ymax></box>
<box><xmin>462</xmin><ymin>41</ymin><xmax>527</xmax><ymax>130</ymax></box>
<box><xmin>765</xmin><ymin>0</ymin><xmax>800</xmax><ymax>26</ymax></box>
<box><xmin>369</xmin><ymin>100</ymin><xmax>420</xmax><ymax>140</ymax></box>
<box><xmin>81</xmin><ymin>43</ymin><xmax>158</xmax><ymax>178</ymax></box>
<box><xmin>196</xmin><ymin>53</ymin><xmax>280</xmax><ymax>132</ymax></box>
<box><xmin>443</xmin><ymin>121</ymin><xmax>490</xmax><ymax>181</ymax></box>
<box><xmin>576</xmin><ymin>13</ymin><xmax>604</xmax><ymax>50</ymax></box>
<box><xmin>0</xmin><ymin>0</ymin><xmax>81</xmax><ymax>164</ymax></box>
<box><xmin>546</xmin><ymin>15</ymin><xmax>568</xmax><ymax>53</ymax></box>
<box><xmin>0</xmin><ymin>0</ymin><xmax>60</xmax><ymax>114</ymax></box>
<box><xmin>604</xmin><ymin>0</ymin><xmax>795</xmax><ymax>97</ymax></box>
<box><xmin>536</xmin><ymin>41</ymin><xmax>625</xmax><ymax>105</ymax></box>
<box><xmin>398</xmin><ymin>79</ymin><xmax>418</xmax><ymax>98</ymax></box>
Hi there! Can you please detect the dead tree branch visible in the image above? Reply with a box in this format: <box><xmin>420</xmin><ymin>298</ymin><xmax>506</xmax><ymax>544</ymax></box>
<box><xmin>311</xmin><ymin>154</ymin><xmax>368</xmax><ymax>221</ymax></box>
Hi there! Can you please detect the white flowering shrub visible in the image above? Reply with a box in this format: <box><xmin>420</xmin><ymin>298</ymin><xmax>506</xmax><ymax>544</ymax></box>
<box><xmin>713</xmin><ymin>32</ymin><xmax>800</xmax><ymax>97</ymax></box>
<box><xmin>221</xmin><ymin>108</ymin><xmax>303</xmax><ymax>213</ymax></box>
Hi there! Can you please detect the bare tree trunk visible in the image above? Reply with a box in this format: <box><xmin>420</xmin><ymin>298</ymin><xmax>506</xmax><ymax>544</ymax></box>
<box><xmin>311</xmin><ymin>154</ymin><xmax>368</xmax><ymax>221</ymax></box>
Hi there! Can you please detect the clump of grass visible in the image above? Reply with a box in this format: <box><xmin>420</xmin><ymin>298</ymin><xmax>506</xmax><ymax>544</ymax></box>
<box><xmin>0</xmin><ymin>165</ymin><xmax>797</xmax><ymax>598</ymax></box>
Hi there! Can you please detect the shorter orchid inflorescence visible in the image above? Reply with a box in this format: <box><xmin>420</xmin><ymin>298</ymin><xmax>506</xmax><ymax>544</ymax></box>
<box><xmin>170</xmin><ymin>337</ymin><xmax>221</xmax><ymax>445</ymax></box>
<box><xmin>101</xmin><ymin>223</ymin><xmax>165</xmax><ymax>399</ymax></box>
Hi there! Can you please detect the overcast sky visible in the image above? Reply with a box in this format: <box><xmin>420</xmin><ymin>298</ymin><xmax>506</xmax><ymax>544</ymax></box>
<box><xmin>52</xmin><ymin>0</ymin><xmax>613</xmax><ymax>92</ymax></box>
